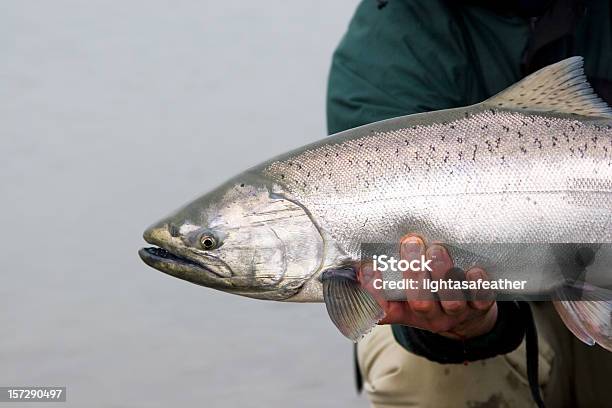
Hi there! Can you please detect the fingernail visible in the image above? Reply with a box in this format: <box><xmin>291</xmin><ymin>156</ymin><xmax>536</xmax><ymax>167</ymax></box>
<box><xmin>467</xmin><ymin>268</ymin><xmax>485</xmax><ymax>281</ymax></box>
<box><xmin>402</xmin><ymin>236</ymin><xmax>423</xmax><ymax>246</ymax></box>
<box><xmin>402</xmin><ymin>236</ymin><xmax>423</xmax><ymax>259</ymax></box>
<box><xmin>428</xmin><ymin>244</ymin><xmax>447</xmax><ymax>260</ymax></box>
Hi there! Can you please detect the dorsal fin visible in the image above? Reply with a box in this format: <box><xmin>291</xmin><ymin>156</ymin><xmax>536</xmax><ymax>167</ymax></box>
<box><xmin>483</xmin><ymin>56</ymin><xmax>612</xmax><ymax>118</ymax></box>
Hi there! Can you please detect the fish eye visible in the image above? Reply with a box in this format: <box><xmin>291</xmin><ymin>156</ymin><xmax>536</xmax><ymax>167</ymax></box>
<box><xmin>199</xmin><ymin>234</ymin><xmax>218</xmax><ymax>250</ymax></box>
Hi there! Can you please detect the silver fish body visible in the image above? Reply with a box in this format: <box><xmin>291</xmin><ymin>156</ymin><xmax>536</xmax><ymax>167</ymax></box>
<box><xmin>140</xmin><ymin>57</ymin><xmax>612</xmax><ymax>348</ymax></box>
<box><xmin>262</xmin><ymin>107</ymin><xmax>612</xmax><ymax>300</ymax></box>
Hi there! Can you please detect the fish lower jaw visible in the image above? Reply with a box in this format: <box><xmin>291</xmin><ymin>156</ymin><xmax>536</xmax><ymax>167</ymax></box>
<box><xmin>138</xmin><ymin>246</ymin><xmax>227</xmax><ymax>279</ymax></box>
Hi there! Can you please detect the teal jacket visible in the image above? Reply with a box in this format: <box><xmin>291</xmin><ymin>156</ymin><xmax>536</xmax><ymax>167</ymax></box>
<box><xmin>328</xmin><ymin>0</ymin><xmax>611</xmax><ymax>134</ymax></box>
<box><xmin>326</xmin><ymin>0</ymin><xmax>612</xmax><ymax>362</ymax></box>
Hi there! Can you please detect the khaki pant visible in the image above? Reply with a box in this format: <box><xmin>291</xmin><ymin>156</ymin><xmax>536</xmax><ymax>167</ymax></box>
<box><xmin>357</xmin><ymin>303</ymin><xmax>612</xmax><ymax>408</ymax></box>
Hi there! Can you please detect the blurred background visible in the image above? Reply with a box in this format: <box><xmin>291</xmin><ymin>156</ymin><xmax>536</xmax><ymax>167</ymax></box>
<box><xmin>1</xmin><ymin>1</ymin><xmax>367</xmax><ymax>406</ymax></box>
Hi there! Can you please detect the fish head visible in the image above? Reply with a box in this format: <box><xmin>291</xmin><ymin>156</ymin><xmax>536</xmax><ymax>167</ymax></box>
<box><xmin>139</xmin><ymin>174</ymin><xmax>324</xmax><ymax>300</ymax></box>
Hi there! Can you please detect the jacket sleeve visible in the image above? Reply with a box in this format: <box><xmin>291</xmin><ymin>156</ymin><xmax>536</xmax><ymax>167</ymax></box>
<box><xmin>391</xmin><ymin>302</ymin><xmax>526</xmax><ymax>363</ymax></box>
<box><xmin>326</xmin><ymin>0</ymin><xmax>526</xmax><ymax>361</ymax></box>
<box><xmin>326</xmin><ymin>0</ymin><xmax>478</xmax><ymax>134</ymax></box>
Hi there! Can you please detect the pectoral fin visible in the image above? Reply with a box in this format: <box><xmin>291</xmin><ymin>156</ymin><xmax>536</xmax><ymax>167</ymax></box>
<box><xmin>321</xmin><ymin>267</ymin><xmax>384</xmax><ymax>342</ymax></box>
<box><xmin>553</xmin><ymin>283</ymin><xmax>612</xmax><ymax>352</ymax></box>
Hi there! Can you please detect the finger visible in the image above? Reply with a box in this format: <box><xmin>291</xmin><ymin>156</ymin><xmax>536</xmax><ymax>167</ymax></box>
<box><xmin>466</xmin><ymin>267</ymin><xmax>495</xmax><ymax>311</ymax></box>
<box><xmin>427</xmin><ymin>244</ymin><xmax>466</xmax><ymax>316</ymax></box>
<box><xmin>377</xmin><ymin>301</ymin><xmax>411</xmax><ymax>325</ymax></box>
<box><xmin>358</xmin><ymin>261</ymin><xmax>387</xmax><ymax>306</ymax></box>
<box><xmin>399</xmin><ymin>234</ymin><xmax>425</xmax><ymax>302</ymax></box>
<box><xmin>400</xmin><ymin>235</ymin><xmax>437</xmax><ymax>316</ymax></box>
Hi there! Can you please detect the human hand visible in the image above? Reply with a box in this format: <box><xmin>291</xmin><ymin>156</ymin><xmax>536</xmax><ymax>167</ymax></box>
<box><xmin>359</xmin><ymin>234</ymin><xmax>498</xmax><ymax>340</ymax></box>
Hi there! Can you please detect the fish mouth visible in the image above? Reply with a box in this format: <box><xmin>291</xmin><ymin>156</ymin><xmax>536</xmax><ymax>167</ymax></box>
<box><xmin>138</xmin><ymin>246</ymin><xmax>216</xmax><ymax>274</ymax></box>
<box><xmin>138</xmin><ymin>246</ymin><xmax>231</xmax><ymax>286</ymax></box>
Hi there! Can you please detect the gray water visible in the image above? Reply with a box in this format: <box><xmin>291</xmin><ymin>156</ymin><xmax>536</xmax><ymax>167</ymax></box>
<box><xmin>1</xmin><ymin>1</ymin><xmax>369</xmax><ymax>406</ymax></box>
